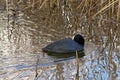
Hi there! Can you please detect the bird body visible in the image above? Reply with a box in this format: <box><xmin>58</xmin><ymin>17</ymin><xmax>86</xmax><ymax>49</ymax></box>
<box><xmin>42</xmin><ymin>34</ymin><xmax>84</xmax><ymax>54</ymax></box>
<box><xmin>42</xmin><ymin>38</ymin><xmax>84</xmax><ymax>53</ymax></box>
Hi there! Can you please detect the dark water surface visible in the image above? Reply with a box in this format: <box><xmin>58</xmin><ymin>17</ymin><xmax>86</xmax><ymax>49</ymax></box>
<box><xmin>0</xmin><ymin>1</ymin><xmax>120</xmax><ymax>80</ymax></box>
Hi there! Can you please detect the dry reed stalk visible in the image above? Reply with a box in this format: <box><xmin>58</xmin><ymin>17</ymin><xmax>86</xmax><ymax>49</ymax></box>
<box><xmin>97</xmin><ymin>0</ymin><xmax>103</xmax><ymax>29</ymax></box>
<box><xmin>92</xmin><ymin>0</ymin><xmax>118</xmax><ymax>18</ymax></box>
<box><xmin>32</xmin><ymin>0</ymin><xmax>35</xmax><ymax>8</ymax></box>
<box><xmin>5</xmin><ymin>0</ymin><xmax>8</xmax><ymax>13</ymax></box>
<box><xmin>117</xmin><ymin>0</ymin><xmax>120</xmax><ymax>21</ymax></box>
<box><xmin>100</xmin><ymin>0</ymin><xmax>104</xmax><ymax>19</ymax></box>
<box><xmin>5</xmin><ymin>0</ymin><xmax>10</xmax><ymax>27</ymax></box>
<box><xmin>108</xmin><ymin>0</ymin><xmax>111</xmax><ymax>17</ymax></box>
<box><xmin>24</xmin><ymin>0</ymin><xmax>40</xmax><ymax>10</ymax></box>
<box><xmin>76</xmin><ymin>50</ymin><xmax>79</xmax><ymax>76</ymax></box>
<box><xmin>39</xmin><ymin>0</ymin><xmax>47</xmax><ymax>9</ymax></box>
<box><xmin>75</xmin><ymin>50</ymin><xmax>81</xmax><ymax>80</ymax></box>
<box><xmin>112</xmin><ymin>0</ymin><xmax>115</xmax><ymax>14</ymax></box>
<box><xmin>76</xmin><ymin>0</ymin><xmax>85</xmax><ymax>9</ymax></box>
<box><xmin>76</xmin><ymin>50</ymin><xmax>79</xmax><ymax>64</ymax></box>
<box><xmin>56</xmin><ymin>0</ymin><xmax>59</xmax><ymax>8</ymax></box>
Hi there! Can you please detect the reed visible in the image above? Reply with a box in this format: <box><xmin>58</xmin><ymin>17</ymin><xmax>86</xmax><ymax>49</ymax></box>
<box><xmin>117</xmin><ymin>0</ymin><xmax>120</xmax><ymax>21</ymax></box>
<box><xmin>4</xmin><ymin>0</ymin><xmax>120</xmax><ymax>41</ymax></box>
<box><xmin>76</xmin><ymin>50</ymin><xmax>79</xmax><ymax>78</ymax></box>
<box><xmin>5</xmin><ymin>0</ymin><xmax>120</xmax><ymax>21</ymax></box>
<box><xmin>5</xmin><ymin>0</ymin><xmax>8</xmax><ymax>13</ymax></box>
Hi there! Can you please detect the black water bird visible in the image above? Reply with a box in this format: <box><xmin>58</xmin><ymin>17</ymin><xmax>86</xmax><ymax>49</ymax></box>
<box><xmin>42</xmin><ymin>34</ymin><xmax>85</xmax><ymax>54</ymax></box>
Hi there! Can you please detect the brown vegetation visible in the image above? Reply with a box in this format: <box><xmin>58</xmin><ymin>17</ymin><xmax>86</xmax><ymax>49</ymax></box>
<box><xmin>4</xmin><ymin>0</ymin><xmax>120</xmax><ymax>45</ymax></box>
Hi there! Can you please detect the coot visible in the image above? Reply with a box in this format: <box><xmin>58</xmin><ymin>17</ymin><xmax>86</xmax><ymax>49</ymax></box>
<box><xmin>42</xmin><ymin>34</ymin><xmax>84</xmax><ymax>53</ymax></box>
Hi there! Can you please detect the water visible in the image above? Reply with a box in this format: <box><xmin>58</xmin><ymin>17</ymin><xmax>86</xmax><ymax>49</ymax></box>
<box><xmin>0</xmin><ymin>1</ymin><xmax>120</xmax><ymax>80</ymax></box>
